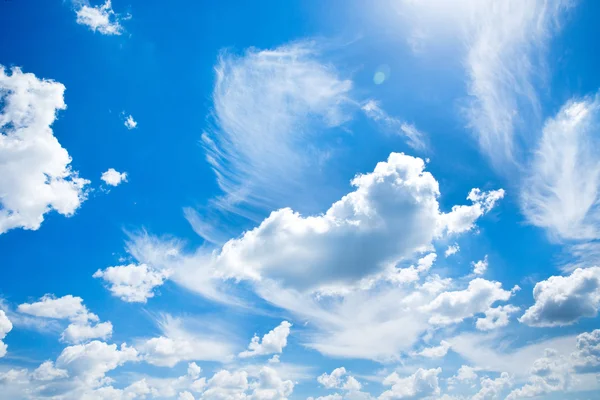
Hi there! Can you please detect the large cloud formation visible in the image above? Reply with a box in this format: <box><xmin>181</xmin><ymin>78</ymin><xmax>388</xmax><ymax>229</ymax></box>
<box><xmin>0</xmin><ymin>66</ymin><xmax>89</xmax><ymax>234</ymax></box>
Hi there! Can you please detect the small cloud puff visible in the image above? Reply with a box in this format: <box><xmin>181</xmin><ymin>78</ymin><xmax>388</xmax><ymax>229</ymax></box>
<box><xmin>101</xmin><ymin>168</ymin><xmax>128</xmax><ymax>187</ymax></box>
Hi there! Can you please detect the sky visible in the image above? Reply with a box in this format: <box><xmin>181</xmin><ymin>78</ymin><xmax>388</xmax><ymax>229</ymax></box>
<box><xmin>1</xmin><ymin>0</ymin><xmax>600</xmax><ymax>399</ymax></box>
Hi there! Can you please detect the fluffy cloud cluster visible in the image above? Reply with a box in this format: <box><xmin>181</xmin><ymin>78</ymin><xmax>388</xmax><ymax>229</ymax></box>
<box><xmin>75</xmin><ymin>0</ymin><xmax>127</xmax><ymax>35</ymax></box>
<box><xmin>519</xmin><ymin>266</ymin><xmax>600</xmax><ymax>327</ymax></box>
<box><xmin>17</xmin><ymin>294</ymin><xmax>112</xmax><ymax>343</ymax></box>
<box><xmin>0</xmin><ymin>310</ymin><xmax>13</xmax><ymax>358</ymax></box>
<box><xmin>0</xmin><ymin>66</ymin><xmax>89</xmax><ymax>235</ymax></box>
<box><xmin>239</xmin><ymin>321</ymin><xmax>292</xmax><ymax>358</ymax></box>
<box><xmin>476</xmin><ymin>305</ymin><xmax>520</xmax><ymax>331</ymax></box>
<box><xmin>93</xmin><ymin>263</ymin><xmax>169</xmax><ymax>303</ymax></box>
<box><xmin>211</xmin><ymin>153</ymin><xmax>503</xmax><ymax>292</ymax></box>
<box><xmin>0</xmin><ymin>340</ymin><xmax>138</xmax><ymax>399</ymax></box>
<box><xmin>571</xmin><ymin>329</ymin><xmax>600</xmax><ymax>373</ymax></box>
<box><xmin>472</xmin><ymin>372</ymin><xmax>512</xmax><ymax>400</ymax></box>
<box><xmin>423</xmin><ymin>278</ymin><xmax>518</xmax><ymax>326</ymax></box>
<box><xmin>506</xmin><ymin>349</ymin><xmax>568</xmax><ymax>399</ymax></box>
<box><xmin>379</xmin><ymin>368</ymin><xmax>441</xmax><ymax>399</ymax></box>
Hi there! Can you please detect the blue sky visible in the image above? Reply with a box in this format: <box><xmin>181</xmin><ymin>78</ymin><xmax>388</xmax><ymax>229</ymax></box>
<box><xmin>1</xmin><ymin>0</ymin><xmax>600</xmax><ymax>399</ymax></box>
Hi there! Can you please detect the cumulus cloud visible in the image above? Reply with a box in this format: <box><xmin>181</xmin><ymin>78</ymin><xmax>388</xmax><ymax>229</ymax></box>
<box><xmin>74</xmin><ymin>0</ymin><xmax>127</xmax><ymax>35</ymax></box>
<box><xmin>211</xmin><ymin>153</ymin><xmax>503</xmax><ymax>292</ymax></box>
<box><xmin>570</xmin><ymin>329</ymin><xmax>600</xmax><ymax>373</ymax></box>
<box><xmin>472</xmin><ymin>256</ymin><xmax>488</xmax><ymax>275</ymax></box>
<box><xmin>0</xmin><ymin>66</ymin><xmax>89</xmax><ymax>235</ymax></box>
<box><xmin>123</xmin><ymin>114</ymin><xmax>137</xmax><ymax>129</ymax></box>
<box><xmin>522</xmin><ymin>93</ymin><xmax>600</xmax><ymax>241</ymax></box>
<box><xmin>0</xmin><ymin>340</ymin><xmax>140</xmax><ymax>398</ymax></box>
<box><xmin>202</xmin><ymin>369</ymin><xmax>248</xmax><ymax>399</ymax></box>
<box><xmin>31</xmin><ymin>361</ymin><xmax>69</xmax><ymax>381</ymax></box>
<box><xmin>447</xmin><ymin>365</ymin><xmax>478</xmax><ymax>386</ymax></box>
<box><xmin>17</xmin><ymin>294</ymin><xmax>112</xmax><ymax>343</ymax></box>
<box><xmin>416</xmin><ymin>341</ymin><xmax>451</xmax><ymax>358</ymax></box>
<box><xmin>472</xmin><ymin>372</ymin><xmax>512</xmax><ymax>400</ymax></box>
<box><xmin>93</xmin><ymin>263</ymin><xmax>170</xmax><ymax>303</ymax></box>
<box><xmin>476</xmin><ymin>305</ymin><xmax>520</xmax><ymax>331</ymax></box>
<box><xmin>100</xmin><ymin>168</ymin><xmax>128</xmax><ymax>186</ymax></box>
<box><xmin>56</xmin><ymin>340</ymin><xmax>138</xmax><ymax>388</ymax></box>
<box><xmin>445</xmin><ymin>244</ymin><xmax>460</xmax><ymax>257</ymax></box>
<box><xmin>318</xmin><ymin>367</ymin><xmax>348</xmax><ymax>389</ymax></box>
<box><xmin>519</xmin><ymin>266</ymin><xmax>600</xmax><ymax>327</ymax></box>
<box><xmin>239</xmin><ymin>321</ymin><xmax>292</xmax><ymax>358</ymax></box>
<box><xmin>361</xmin><ymin>100</ymin><xmax>426</xmax><ymax>150</ymax></box>
<box><xmin>379</xmin><ymin>368</ymin><xmax>441</xmax><ymax>399</ymax></box>
<box><xmin>125</xmin><ymin>153</ymin><xmax>503</xmax><ymax>362</ymax></box>
<box><xmin>0</xmin><ymin>310</ymin><xmax>13</xmax><ymax>358</ymax></box>
<box><xmin>137</xmin><ymin>314</ymin><xmax>235</xmax><ymax>367</ymax></box>
<box><xmin>423</xmin><ymin>278</ymin><xmax>517</xmax><ymax>325</ymax></box>
<box><xmin>506</xmin><ymin>349</ymin><xmax>569</xmax><ymax>399</ymax></box>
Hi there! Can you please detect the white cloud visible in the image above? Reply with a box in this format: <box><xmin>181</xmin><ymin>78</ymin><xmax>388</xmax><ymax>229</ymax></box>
<box><xmin>476</xmin><ymin>305</ymin><xmax>520</xmax><ymax>331</ymax></box>
<box><xmin>17</xmin><ymin>294</ymin><xmax>94</xmax><ymax>322</ymax></box>
<box><xmin>448</xmin><ymin>331</ymin><xmax>577</xmax><ymax>378</ymax></box>
<box><xmin>361</xmin><ymin>100</ymin><xmax>426</xmax><ymax>150</ymax></box>
<box><xmin>379</xmin><ymin>368</ymin><xmax>441</xmax><ymax>399</ymax></box>
<box><xmin>386</xmin><ymin>253</ymin><xmax>437</xmax><ymax>285</ymax></box>
<box><xmin>472</xmin><ymin>372</ymin><xmax>512</xmax><ymax>400</ymax></box>
<box><xmin>126</xmin><ymin>153</ymin><xmax>503</xmax><ymax>362</ymax></box>
<box><xmin>318</xmin><ymin>367</ymin><xmax>347</xmax><ymax>389</ymax></box>
<box><xmin>0</xmin><ymin>310</ymin><xmax>13</xmax><ymax>358</ymax></box>
<box><xmin>17</xmin><ymin>294</ymin><xmax>112</xmax><ymax>343</ymax></box>
<box><xmin>416</xmin><ymin>341</ymin><xmax>451</xmax><ymax>359</ymax></box>
<box><xmin>211</xmin><ymin>153</ymin><xmax>502</xmax><ymax>292</ymax></box>
<box><xmin>423</xmin><ymin>278</ymin><xmax>517</xmax><ymax>325</ymax></box>
<box><xmin>506</xmin><ymin>349</ymin><xmax>569</xmax><ymax>399</ymax></box>
<box><xmin>61</xmin><ymin>321</ymin><xmax>113</xmax><ymax>343</ymax></box>
<box><xmin>397</xmin><ymin>0</ymin><xmax>571</xmax><ymax>169</ymax></box>
<box><xmin>55</xmin><ymin>340</ymin><xmax>138</xmax><ymax>387</ymax></box>
<box><xmin>179</xmin><ymin>391</ymin><xmax>195</xmax><ymax>400</ymax></box>
<box><xmin>239</xmin><ymin>321</ymin><xmax>292</xmax><ymax>358</ymax></box>
<box><xmin>571</xmin><ymin>329</ymin><xmax>600</xmax><ymax>373</ymax></box>
<box><xmin>75</xmin><ymin>0</ymin><xmax>126</xmax><ymax>35</ymax></box>
<box><xmin>0</xmin><ymin>341</ymin><xmax>140</xmax><ymax>398</ymax></box>
<box><xmin>342</xmin><ymin>376</ymin><xmax>362</xmax><ymax>392</ymax></box>
<box><xmin>137</xmin><ymin>314</ymin><xmax>235</xmax><ymax>367</ymax></box>
<box><xmin>440</xmin><ymin>189</ymin><xmax>505</xmax><ymax>235</ymax></box>
<box><xmin>202</xmin><ymin>41</ymin><xmax>353</xmax><ymax>217</ymax></box>
<box><xmin>472</xmin><ymin>256</ymin><xmax>488</xmax><ymax>275</ymax></box>
<box><xmin>448</xmin><ymin>365</ymin><xmax>478</xmax><ymax>386</ymax></box>
<box><xmin>248</xmin><ymin>366</ymin><xmax>294</xmax><ymax>400</ymax></box>
<box><xmin>0</xmin><ymin>66</ymin><xmax>89</xmax><ymax>235</ymax></box>
<box><xmin>445</xmin><ymin>244</ymin><xmax>459</xmax><ymax>257</ymax></box>
<box><xmin>316</xmin><ymin>367</ymin><xmax>363</xmax><ymax>398</ymax></box>
<box><xmin>202</xmin><ymin>369</ymin><xmax>249</xmax><ymax>399</ymax></box>
<box><xmin>31</xmin><ymin>361</ymin><xmax>69</xmax><ymax>381</ymax></box>
<box><xmin>124</xmin><ymin>114</ymin><xmax>137</xmax><ymax>130</ymax></box>
<box><xmin>93</xmin><ymin>263</ymin><xmax>170</xmax><ymax>303</ymax></box>
<box><xmin>519</xmin><ymin>266</ymin><xmax>600</xmax><ymax>327</ymax></box>
<box><xmin>268</xmin><ymin>355</ymin><xmax>280</xmax><ymax>364</ymax></box>
<box><xmin>522</xmin><ymin>94</ymin><xmax>600</xmax><ymax>241</ymax></box>
<box><xmin>101</xmin><ymin>168</ymin><xmax>128</xmax><ymax>186</ymax></box>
